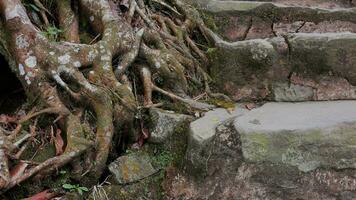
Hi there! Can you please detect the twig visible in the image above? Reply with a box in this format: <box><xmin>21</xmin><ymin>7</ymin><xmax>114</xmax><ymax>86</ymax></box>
<box><xmin>89</xmin><ymin>34</ymin><xmax>101</xmax><ymax>45</ymax></box>
<box><xmin>152</xmin><ymin>84</ymin><xmax>215</xmax><ymax>111</ymax></box>
<box><xmin>19</xmin><ymin>108</ymin><xmax>59</xmax><ymax>124</ymax></box>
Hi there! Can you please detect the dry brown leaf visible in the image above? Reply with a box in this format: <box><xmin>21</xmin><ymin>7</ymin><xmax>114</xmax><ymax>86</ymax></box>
<box><xmin>54</xmin><ymin>129</ymin><xmax>64</xmax><ymax>156</ymax></box>
<box><xmin>0</xmin><ymin>114</ymin><xmax>17</xmax><ymax>124</ymax></box>
<box><xmin>24</xmin><ymin>189</ymin><xmax>58</xmax><ymax>200</ymax></box>
<box><xmin>10</xmin><ymin>162</ymin><xmax>28</xmax><ymax>180</ymax></box>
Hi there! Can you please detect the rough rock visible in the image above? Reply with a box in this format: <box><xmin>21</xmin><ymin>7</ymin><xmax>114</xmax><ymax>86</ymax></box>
<box><xmin>189</xmin><ymin>0</ymin><xmax>356</xmax><ymax>101</ymax></box>
<box><xmin>209</xmin><ymin>32</ymin><xmax>356</xmax><ymax>101</ymax></box>
<box><xmin>177</xmin><ymin>101</ymin><xmax>356</xmax><ymax>199</ymax></box>
<box><xmin>185</xmin><ymin>105</ymin><xmax>247</xmax><ymax>175</ymax></box>
<box><xmin>148</xmin><ymin>108</ymin><xmax>192</xmax><ymax>144</ymax></box>
<box><xmin>199</xmin><ymin>1</ymin><xmax>356</xmax><ymax>42</ymax></box>
<box><xmin>108</xmin><ymin>153</ymin><xmax>158</xmax><ymax>184</ymax></box>
<box><xmin>236</xmin><ymin>101</ymin><xmax>356</xmax><ymax>172</ymax></box>
<box><xmin>272</xmin><ymin>83</ymin><xmax>314</xmax><ymax>102</ymax></box>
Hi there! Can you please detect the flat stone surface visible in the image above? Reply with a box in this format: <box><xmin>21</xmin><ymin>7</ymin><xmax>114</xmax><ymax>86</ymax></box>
<box><xmin>182</xmin><ymin>101</ymin><xmax>356</xmax><ymax>200</ymax></box>
<box><xmin>193</xmin><ymin>0</ymin><xmax>354</xmax><ymax>12</ymax></box>
<box><xmin>148</xmin><ymin>108</ymin><xmax>192</xmax><ymax>143</ymax></box>
<box><xmin>235</xmin><ymin>101</ymin><xmax>356</xmax><ymax>132</ymax></box>
<box><xmin>186</xmin><ymin>105</ymin><xmax>247</xmax><ymax>174</ymax></box>
<box><xmin>190</xmin><ymin>105</ymin><xmax>247</xmax><ymax>143</ymax></box>
<box><xmin>109</xmin><ymin>153</ymin><xmax>158</xmax><ymax>184</ymax></box>
<box><xmin>235</xmin><ymin>101</ymin><xmax>356</xmax><ymax>172</ymax></box>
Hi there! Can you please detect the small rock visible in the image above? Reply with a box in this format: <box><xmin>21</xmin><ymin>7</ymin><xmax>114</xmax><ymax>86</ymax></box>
<box><xmin>109</xmin><ymin>153</ymin><xmax>158</xmax><ymax>184</ymax></box>
<box><xmin>272</xmin><ymin>82</ymin><xmax>314</xmax><ymax>102</ymax></box>
<box><xmin>149</xmin><ymin>108</ymin><xmax>192</xmax><ymax>144</ymax></box>
<box><xmin>185</xmin><ymin>106</ymin><xmax>247</xmax><ymax>175</ymax></box>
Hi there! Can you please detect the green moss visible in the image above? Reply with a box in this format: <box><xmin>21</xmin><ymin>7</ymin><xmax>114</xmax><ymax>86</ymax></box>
<box><xmin>206</xmin><ymin>47</ymin><xmax>219</xmax><ymax>65</ymax></box>
<box><xmin>41</xmin><ymin>26</ymin><xmax>63</xmax><ymax>42</ymax></box>
<box><xmin>152</xmin><ymin>150</ymin><xmax>175</xmax><ymax>169</ymax></box>
<box><xmin>302</xmin><ymin>130</ymin><xmax>322</xmax><ymax>143</ymax></box>
<box><xmin>201</xmin><ymin>12</ymin><xmax>218</xmax><ymax>32</ymax></box>
<box><xmin>243</xmin><ymin>133</ymin><xmax>271</xmax><ymax>161</ymax></box>
<box><xmin>347</xmin><ymin>134</ymin><xmax>356</xmax><ymax>145</ymax></box>
<box><xmin>207</xmin><ymin>98</ymin><xmax>235</xmax><ymax>109</ymax></box>
<box><xmin>161</xmin><ymin>102</ymin><xmax>192</xmax><ymax>115</ymax></box>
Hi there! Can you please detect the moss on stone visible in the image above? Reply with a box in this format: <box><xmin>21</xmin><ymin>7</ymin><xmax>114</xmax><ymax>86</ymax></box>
<box><xmin>200</xmin><ymin>11</ymin><xmax>218</xmax><ymax>32</ymax></box>
<box><xmin>207</xmin><ymin>98</ymin><xmax>236</xmax><ymax>109</ymax></box>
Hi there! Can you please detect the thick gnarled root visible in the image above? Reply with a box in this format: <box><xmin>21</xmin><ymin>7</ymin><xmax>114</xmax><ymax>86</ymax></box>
<box><xmin>0</xmin><ymin>0</ymin><xmax>220</xmax><ymax>192</ymax></box>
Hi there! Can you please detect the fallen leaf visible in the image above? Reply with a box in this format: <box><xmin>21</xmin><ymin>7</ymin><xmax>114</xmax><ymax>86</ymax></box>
<box><xmin>24</xmin><ymin>190</ymin><xmax>58</xmax><ymax>200</ymax></box>
<box><xmin>245</xmin><ymin>103</ymin><xmax>257</xmax><ymax>110</ymax></box>
<box><xmin>0</xmin><ymin>114</ymin><xmax>17</xmax><ymax>124</ymax></box>
<box><xmin>54</xmin><ymin>129</ymin><xmax>64</xmax><ymax>156</ymax></box>
<box><xmin>141</xmin><ymin>121</ymin><xmax>149</xmax><ymax>139</ymax></box>
<box><xmin>10</xmin><ymin>162</ymin><xmax>28</xmax><ymax>180</ymax></box>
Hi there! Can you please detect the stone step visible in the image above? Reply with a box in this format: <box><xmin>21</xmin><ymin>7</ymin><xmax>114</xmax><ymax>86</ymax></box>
<box><xmin>269</xmin><ymin>0</ymin><xmax>354</xmax><ymax>9</ymax></box>
<box><xmin>186</xmin><ymin>101</ymin><xmax>356</xmax><ymax>174</ymax></box>
<box><xmin>194</xmin><ymin>1</ymin><xmax>356</xmax><ymax>102</ymax></box>
<box><xmin>210</xmin><ymin>32</ymin><xmax>356</xmax><ymax>101</ymax></box>
<box><xmin>199</xmin><ymin>0</ymin><xmax>356</xmax><ymax>12</ymax></box>
<box><xmin>200</xmin><ymin>0</ymin><xmax>355</xmax><ymax>9</ymax></box>
<box><xmin>236</xmin><ymin>101</ymin><xmax>356</xmax><ymax>172</ymax></box>
<box><xmin>196</xmin><ymin>1</ymin><xmax>356</xmax><ymax>41</ymax></box>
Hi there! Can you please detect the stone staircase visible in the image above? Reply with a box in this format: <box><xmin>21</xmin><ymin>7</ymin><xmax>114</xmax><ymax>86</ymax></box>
<box><xmin>176</xmin><ymin>1</ymin><xmax>356</xmax><ymax>199</ymax></box>
<box><xmin>192</xmin><ymin>0</ymin><xmax>356</xmax><ymax>102</ymax></box>
<box><xmin>183</xmin><ymin>101</ymin><xmax>356</xmax><ymax>199</ymax></box>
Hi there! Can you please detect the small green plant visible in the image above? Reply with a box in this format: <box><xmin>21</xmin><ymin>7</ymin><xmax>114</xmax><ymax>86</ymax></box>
<box><xmin>206</xmin><ymin>47</ymin><xmax>216</xmax><ymax>54</ymax></box>
<box><xmin>154</xmin><ymin>150</ymin><xmax>174</xmax><ymax>168</ymax></box>
<box><xmin>41</xmin><ymin>26</ymin><xmax>63</xmax><ymax>41</ymax></box>
<box><xmin>62</xmin><ymin>183</ymin><xmax>89</xmax><ymax>195</ymax></box>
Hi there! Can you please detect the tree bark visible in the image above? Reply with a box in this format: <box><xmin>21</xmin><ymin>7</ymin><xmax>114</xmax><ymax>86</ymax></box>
<box><xmin>0</xmin><ymin>0</ymin><xmax>216</xmax><ymax>191</ymax></box>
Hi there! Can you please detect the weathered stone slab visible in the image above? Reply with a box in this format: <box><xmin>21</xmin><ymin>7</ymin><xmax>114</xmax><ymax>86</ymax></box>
<box><xmin>185</xmin><ymin>105</ymin><xmax>247</xmax><ymax>174</ymax></box>
<box><xmin>199</xmin><ymin>2</ymin><xmax>356</xmax><ymax>42</ymax></box>
<box><xmin>235</xmin><ymin>101</ymin><xmax>356</xmax><ymax>172</ymax></box>
<box><xmin>109</xmin><ymin>153</ymin><xmax>158</xmax><ymax>184</ymax></box>
<box><xmin>189</xmin><ymin>105</ymin><xmax>247</xmax><ymax>145</ymax></box>
<box><xmin>182</xmin><ymin>101</ymin><xmax>356</xmax><ymax>199</ymax></box>
<box><xmin>194</xmin><ymin>1</ymin><xmax>356</xmax><ymax>102</ymax></box>
<box><xmin>210</xmin><ymin>32</ymin><xmax>356</xmax><ymax>101</ymax></box>
<box><xmin>148</xmin><ymin>108</ymin><xmax>192</xmax><ymax>144</ymax></box>
<box><xmin>190</xmin><ymin>0</ymin><xmax>355</xmax><ymax>10</ymax></box>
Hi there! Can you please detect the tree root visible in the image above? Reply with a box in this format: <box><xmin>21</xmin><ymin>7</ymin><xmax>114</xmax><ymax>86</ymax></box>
<box><xmin>0</xmin><ymin>0</ymin><xmax>226</xmax><ymax>193</ymax></box>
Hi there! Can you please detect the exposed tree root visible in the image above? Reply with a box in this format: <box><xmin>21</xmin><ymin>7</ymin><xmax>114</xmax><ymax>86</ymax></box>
<box><xmin>0</xmin><ymin>0</ymin><xmax>223</xmax><ymax>193</ymax></box>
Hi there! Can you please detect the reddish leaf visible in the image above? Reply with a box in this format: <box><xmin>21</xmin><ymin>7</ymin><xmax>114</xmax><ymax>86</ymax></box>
<box><xmin>0</xmin><ymin>114</ymin><xmax>17</xmax><ymax>124</ymax></box>
<box><xmin>133</xmin><ymin>121</ymin><xmax>151</xmax><ymax>148</ymax></box>
<box><xmin>141</xmin><ymin>121</ymin><xmax>149</xmax><ymax>139</ymax></box>
<box><xmin>24</xmin><ymin>190</ymin><xmax>58</xmax><ymax>200</ymax></box>
<box><xmin>10</xmin><ymin>162</ymin><xmax>28</xmax><ymax>180</ymax></box>
<box><xmin>138</xmin><ymin>136</ymin><xmax>145</xmax><ymax>147</ymax></box>
<box><xmin>245</xmin><ymin>103</ymin><xmax>257</xmax><ymax>110</ymax></box>
<box><xmin>54</xmin><ymin>129</ymin><xmax>64</xmax><ymax>156</ymax></box>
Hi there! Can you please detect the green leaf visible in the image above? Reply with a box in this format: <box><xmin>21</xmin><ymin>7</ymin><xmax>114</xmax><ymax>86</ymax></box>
<box><xmin>62</xmin><ymin>184</ymin><xmax>76</xmax><ymax>190</ymax></box>
<box><xmin>206</xmin><ymin>48</ymin><xmax>217</xmax><ymax>54</ymax></box>
<box><xmin>29</xmin><ymin>4</ymin><xmax>40</xmax><ymax>12</ymax></box>
<box><xmin>77</xmin><ymin>188</ymin><xmax>83</xmax><ymax>195</ymax></box>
